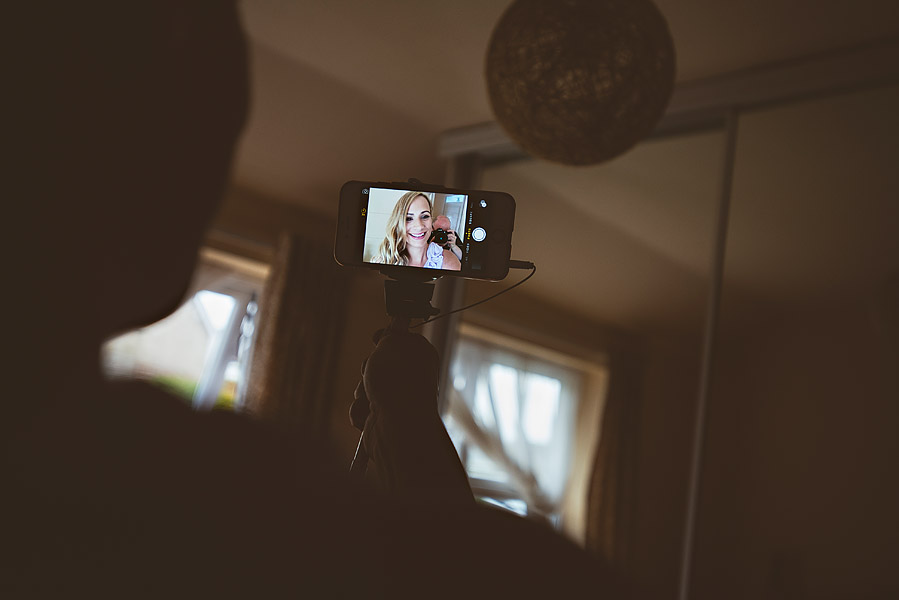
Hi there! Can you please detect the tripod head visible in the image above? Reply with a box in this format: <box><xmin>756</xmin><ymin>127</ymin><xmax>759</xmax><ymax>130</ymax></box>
<box><xmin>380</xmin><ymin>268</ymin><xmax>441</xmax><ymax>321</ymax></box>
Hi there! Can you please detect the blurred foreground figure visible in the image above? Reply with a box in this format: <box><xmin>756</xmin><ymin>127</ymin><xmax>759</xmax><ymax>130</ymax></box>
<box><xmin>3</xmin><ymin>2</ymin><xmax>604</xmax><ymax>598</ymax></box>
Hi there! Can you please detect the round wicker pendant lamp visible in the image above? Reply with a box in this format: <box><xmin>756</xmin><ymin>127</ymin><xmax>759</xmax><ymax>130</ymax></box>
<box><xmin>486</xmin><ymin>0</ymin><xmax>676</xmax><ymax>166</ymax></box>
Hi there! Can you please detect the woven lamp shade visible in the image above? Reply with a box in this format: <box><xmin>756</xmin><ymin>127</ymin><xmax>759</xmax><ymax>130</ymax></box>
<box><xmin>486</xmin><ymin>0</ymin><xmax>676</xmax><ymax>166</ymax></box>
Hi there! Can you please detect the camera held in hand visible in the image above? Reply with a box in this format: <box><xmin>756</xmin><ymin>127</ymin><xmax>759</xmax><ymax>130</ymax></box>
<box><xmin>428</xmin><ymin>228</ymin><xmax>449</xmax><ymax>247</ymax></box>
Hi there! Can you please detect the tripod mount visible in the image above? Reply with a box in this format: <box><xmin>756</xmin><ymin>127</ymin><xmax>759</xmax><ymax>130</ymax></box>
<box><xmin>381</xmin><ymin>268</ymin><xmax>441</xmax><ymax>320</ymax></box>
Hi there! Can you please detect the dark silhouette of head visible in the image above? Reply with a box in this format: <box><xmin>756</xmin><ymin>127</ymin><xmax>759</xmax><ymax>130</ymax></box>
<box><xmin>14</xmin><ymin>1</ymin><xmax>248</xmax><ymax>357</ymax></box>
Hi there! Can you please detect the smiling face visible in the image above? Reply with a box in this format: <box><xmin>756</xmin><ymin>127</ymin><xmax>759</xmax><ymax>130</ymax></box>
<box><xmin>404</xmin><ymin>194</ymin><xmax>432</xmax><ymax>249</ymax></box>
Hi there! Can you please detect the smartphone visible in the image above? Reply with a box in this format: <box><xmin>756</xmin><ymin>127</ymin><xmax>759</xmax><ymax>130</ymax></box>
<box><xmin>335</xmin><ymin>180</ymin><xmax>516</xmax><ymax>281</ymax></box>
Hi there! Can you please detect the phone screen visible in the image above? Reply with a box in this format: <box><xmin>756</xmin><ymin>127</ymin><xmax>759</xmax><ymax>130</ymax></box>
<box><xmin>360</xmin><ymin>186</ymin><xmax>487</xmax><ymax>273</ymax></box>
<box><xmin>336</xmin><ymin>181</ymin><xmax>513</xmax><ymax>280</ymax></box>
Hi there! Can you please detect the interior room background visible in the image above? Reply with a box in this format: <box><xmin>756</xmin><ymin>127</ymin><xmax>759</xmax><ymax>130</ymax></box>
<box><xmin>101</xmin><ymin>2</ymin><xmax>899</xmax><ymax>599</ymax></box>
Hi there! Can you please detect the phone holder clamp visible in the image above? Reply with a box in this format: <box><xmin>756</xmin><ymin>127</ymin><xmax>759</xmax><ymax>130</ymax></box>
<box><xmin>380</xmin><ymin>268</ymin><xmax>441</xmax><ymax>319</ymax></box>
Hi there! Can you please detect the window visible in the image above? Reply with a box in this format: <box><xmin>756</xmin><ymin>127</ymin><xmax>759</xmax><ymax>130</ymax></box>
<box><xmin>101</xmin><ymin>248</ymin><xmax>268</xmax><ymax>410</ymax></box>
<box><xmin>444</xmin><ymin>324</ymin><xmax>607</xmax><ymax>533</ymax></box>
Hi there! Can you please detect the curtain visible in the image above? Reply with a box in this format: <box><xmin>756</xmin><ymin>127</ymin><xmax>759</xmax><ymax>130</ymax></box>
<box><xmin>244</xmin><ymin>232</ymin><xmax>351</xmax><ymax>436</ymax></box>
<box><xmin>585</xmin><ymin>351</ymin><xmax>642</xmax><ymax>573</ymax></box>
<box><xmin>448</xmin><ymin>337</ymin><xmax>579</xmax><ymax>519</ymax></box>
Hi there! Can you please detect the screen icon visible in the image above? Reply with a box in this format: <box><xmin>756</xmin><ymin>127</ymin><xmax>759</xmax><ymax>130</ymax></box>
<box><xmin>472</xmin><ymin>227</ymin><xmax>487</xmax><ymax>242</ymax></box>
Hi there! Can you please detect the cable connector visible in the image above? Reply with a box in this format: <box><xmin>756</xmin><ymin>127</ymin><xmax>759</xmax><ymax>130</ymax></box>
<box><xmin>412</xmin><ymin>260</ymin><xmax>537</xmax><ymax>327</ymax></box>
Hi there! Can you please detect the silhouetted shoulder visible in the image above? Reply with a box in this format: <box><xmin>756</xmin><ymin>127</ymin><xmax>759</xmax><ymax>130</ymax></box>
<box><xmin>2</xmin><ymin>381</ymin><xmax>362</xmax><ymax>597</ymax></box>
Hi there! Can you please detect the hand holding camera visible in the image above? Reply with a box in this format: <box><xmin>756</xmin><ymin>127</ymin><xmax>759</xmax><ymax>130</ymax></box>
<box><xmin>429</xmin><ymin>215</ymin><xmax>462</xmax><ymax>259</ymax></box>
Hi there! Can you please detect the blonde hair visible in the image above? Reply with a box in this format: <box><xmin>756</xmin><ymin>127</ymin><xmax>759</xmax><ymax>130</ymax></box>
<box><xmin>373</xmin><ymin>191</ymin><xmax>433</xmax><ymax>265</ymax></box>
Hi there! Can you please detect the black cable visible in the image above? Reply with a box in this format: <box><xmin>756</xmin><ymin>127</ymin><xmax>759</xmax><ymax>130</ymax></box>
<box><xmin>411</xmin><ymin>261</ymin><xmax>536</xmax><ymax>328</ymax></box>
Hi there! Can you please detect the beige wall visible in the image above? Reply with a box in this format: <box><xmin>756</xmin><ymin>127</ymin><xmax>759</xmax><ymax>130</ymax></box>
<box><xmin>691</xmin><ymin>297</ymin><xmax>899</xmax><ymax>599</ymax></box>
<box><xmin>682</xmin><ymin>86</ymin><xmax>899</xmax><ymax>600</ymax></box>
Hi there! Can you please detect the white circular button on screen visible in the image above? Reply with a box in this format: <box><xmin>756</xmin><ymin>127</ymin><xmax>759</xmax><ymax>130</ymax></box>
<box><xmin>472</xmin><ymin>227</ymin><xmax>487</xmax><ymax>242</ymax></box>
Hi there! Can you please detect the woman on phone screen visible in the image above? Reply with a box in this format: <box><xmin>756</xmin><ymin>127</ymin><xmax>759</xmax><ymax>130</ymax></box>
<box><xmin>373</xmin><ymin>192</ymin><xmax>461</xmax><ymax>270</ymax></box>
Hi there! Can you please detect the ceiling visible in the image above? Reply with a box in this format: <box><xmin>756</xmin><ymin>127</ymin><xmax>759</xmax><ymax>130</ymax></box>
<box><xmin>235</xmin><ymin>0</ymin><xmax>899</xmax><ymax>208</ymax></box>
<box><xmin>231</xmin><ymin>0</ymin><xmax>899</xmax><ymax>335</ymax></box>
